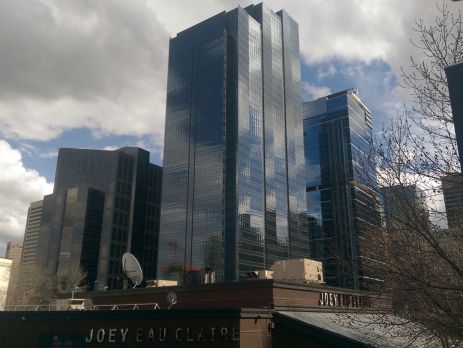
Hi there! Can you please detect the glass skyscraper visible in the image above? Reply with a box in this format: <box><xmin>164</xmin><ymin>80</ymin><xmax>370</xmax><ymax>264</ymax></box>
<box><xmin>380</xmin><ymin>184</ymin><xmax>429</xmax><ymax>232</ymax></box>
<box><xmin>442</xmin><ymin>174</ymin><xmax>463</xmax><ymax>229</ymax></box>
<box><xmin>442</xmin><ymin>63</ymin><xmax>463</xmax><ymax>230</ymax></box>
<box><xmin>56</xmin><ymin>186</ymin><xmax>105</xmax><ymax>290</ymax></box>
<box><xmin>158</xmin><ymin>3</ymin><xmax>308</xmax><ymax>284</ymax></box>
<box><xmin>303</xmin><ymin>89</ymin><xmax>379</xmax><ymax>289</ymax></box>
<box><xmin>445</xmin><ymin>62</ymin><xmax>463</xmax><ymax>170</ymax></box>
<box><xmin>28</xmin><ymin>147</ymin><xmax>162</xmax><ymax>292</ymax></box>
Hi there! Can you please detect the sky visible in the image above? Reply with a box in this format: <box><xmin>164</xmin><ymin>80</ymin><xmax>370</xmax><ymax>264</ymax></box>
<box><xmin>0</xmin><ymin>0</ymin><xmax>461</xmax><ymax>255</ymax></box>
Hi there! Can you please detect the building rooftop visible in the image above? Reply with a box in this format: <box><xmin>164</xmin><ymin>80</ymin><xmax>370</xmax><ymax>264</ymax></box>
<box><xmin>63</xmin><ymin>279</ymin><xmax>388</xmax><ymax>312</ymax></box>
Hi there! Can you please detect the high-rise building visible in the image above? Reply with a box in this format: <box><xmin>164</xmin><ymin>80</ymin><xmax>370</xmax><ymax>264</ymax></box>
<box><xmin>443</xmin><ymin>63</ymin><xmax>463</xmax><ymax>231</ymax></box>
<box><xmin>158</xmin><ymin>3</ymin><xmax>308</xmax><ymax>284</ymax></box>
<box><xmin>442</xmin><ymin>174</ymin><xmax>463</xmax><ymax>229</ymax></box>
<box><xmin>5</xmin><ymin>241</ymin><xmax>22</xmax><ymax>263</ymax></box>
<box><xmin>21</xmin><ymin>200</ymin><xmax>43</xmax><ymax>264</ymax></box>
<box><xmin>444</xmin><ymin>62</ymin><xmax>463</xmax><ymax>169</ymax></box>
<box><xmin>26</xmin><ymin>147</ymin><xmax>162</xmax><ymax>292</ymax></box>
<box><xmin>15</xmin><ymin>200</ymin><xmax>43</xmax><ymax>305</ymax></box>
<box><xmin>380</xmin><ymin>184</ymin><xmax>430</xmax><ymax>231</ymax></box>
<box><xmin>303</xmin><ymin>89</ymin><xmax>380</xmax><ymax>289</ymax></box>
<box><xmin>56</xmin><ymin>187</ymin><xmax>105</xmax><ymax>290</ymax></box>
<box><xmin>4</xmin><ymin>241</ymin><xmax>22</xmax><ymax>306</ymax></box>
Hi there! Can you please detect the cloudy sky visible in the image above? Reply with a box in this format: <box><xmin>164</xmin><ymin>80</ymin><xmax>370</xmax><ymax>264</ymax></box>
<box><xmin>0</xmin><ymin>0</ymin><xmax>461</xmax><ymax>255</ymax></box>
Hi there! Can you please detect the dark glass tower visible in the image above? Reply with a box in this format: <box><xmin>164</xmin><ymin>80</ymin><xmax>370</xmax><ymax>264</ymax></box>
<box><xmin>443</xmin><ymin>63</ymin><xmax>463</xmax><ymax>230</ymax></box>
<box><xmin>303</xmin><ymin>89</ymin><xmax>379</xmax><ymax>289</ymax></box>
<box><xmin>445</xmin><ymin>62</ymin><xmax>463</xmax><ymax>169</ymax></box>
<box><xmin>380</xmin><ymin>184</ymin><xmax>430</xmax><ymax>231</ymax></box>
<box><xmin>442</xmin><ymin>174</ymin><xmax>463</xmax><ymax>229</ymax></box>
<box><xmin>56</xmin><ymin>186</ymin><xmax>105</xmax><ymax>290</ymax></box>
<box><xmin>158</xmin><ymin>3</ymin><xmax>308</xmax><ymax>284</ymax></box>
<box><xmin>32</xmin><ymin>147</ymin><xmax>162</xmax><ymax>290</ymax></box>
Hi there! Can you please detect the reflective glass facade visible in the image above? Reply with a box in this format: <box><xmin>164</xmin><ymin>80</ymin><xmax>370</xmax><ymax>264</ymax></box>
<box><xmin>158</xmin><ymin>3</ymin><xmax>308</xmax><ymax>284</ymax></box>
<box><xmin>442</xmin><ymin>174</ymin><xmax>463</xmax><ymax>229</ymax></box>
<box><xmin>445</xmin><ymin>63</ymin><xmax>463</xmax><ymax>169</ymax></box>
<box><xmin>303</xmin><ymin>90</ymin><xmax>379</xmax><ymax>289</ymax></box>
<box><xmin>32</xmin><ymin>147</ymin><xmax>162</xmax><ymax>290</ymax></box>
<box><xmin>57</xmin><ymin>187</ymin><xmax>105</xmax><ymax>289</ymax></box>
<box><xmin>380</xmin><ymin>184</ymin><xmax>429</xmax><ymax>231</ymax></box>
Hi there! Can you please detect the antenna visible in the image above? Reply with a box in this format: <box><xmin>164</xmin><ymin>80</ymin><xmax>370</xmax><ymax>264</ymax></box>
<box><xmin>166</xmin><ymin>291</ymin><xmax>177</xmax><ymax>309</ymax></box>
<box><xmin>122</xmin><ymin>252</ymin><xmax>143</xmax><ymax>288</ymax></box>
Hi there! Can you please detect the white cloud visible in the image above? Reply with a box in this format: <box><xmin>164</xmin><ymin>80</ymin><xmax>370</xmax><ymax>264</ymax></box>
<box><xmin>101</xmin><ymin>146</ymin><xmax>119</xmax><ymax>151</ymax></box>
<box><xmin>135</xmin><ymin>135</ymin><xmax>164</xmax><ymax>160</ymax></box>
<box><xmin>38</xmin><ymin>150</ymin><xmax>58</xmax><ymax>158</ymax></box>
<box><xmin>0</xmin><ymin>140</ymin><xmax>53</xmax><ymax>253</ymax></box>
<box><xmin>0</xmin><ymin>0</ymin><xmax>168</xmax><ymax>144</ymax></box>
<box><xmin>317</xmin><ymin>64</ymin><xmax>337</xmax><ymax>81</ymax></box>
<box><xmin>151</xmin><ymin>0</ymin><xmax>461</xmax><ymax>125</ymax></box>
<box><xmin>302</xmin><ymin>82</ymin><xmax>332</xmax><ymax>101</ymax></box>
<box><xmin>0</xmin><ymin>0</ymin><xmax>460</xmax><ymax>149</ymax></box>
<box><xmin>152</xmin><ymin>0</ymin><xmax>460</xmax><ymax>78</ymax></box>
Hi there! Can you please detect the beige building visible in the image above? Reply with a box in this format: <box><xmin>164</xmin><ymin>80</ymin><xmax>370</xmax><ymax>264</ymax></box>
<box><xmin>15</xmin><ymin>200</ymin><xmax>43</xmax><ymax>305</ymax></box>
<box><xmin>0</xmin><ymin>258</ymin><xmax>12</xmax><ymax>310</ymax></box>
<box><xmin>5</xmin><ymin>241</ymin><xmax>23</xmax><ymax>307</ymax></box>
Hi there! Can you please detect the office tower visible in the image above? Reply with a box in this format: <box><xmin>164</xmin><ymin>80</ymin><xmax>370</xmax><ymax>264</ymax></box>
<box><xmin>443</xmin><ymin>63</ymin><xmax>463</xmax><ymax>231</ymax></box>
<box><xmin>21</xmin><ymin>200</ymin><xmax>43</xmax><ymax>264</ymax></box>
<box><xmin>442</xmin><ymin>174</ymin><xmax>463</xmax><ymax>229</ymax></box>
<box><xmin>5</xmin><ymin>241</ymin><xmax>22</xmax><ymax>263</ymax></box>
<box><xmin>15</xmin><ymin>200</ymin><xmax>43</xmax><ymax>305</ymax></box>
<box><xmin>56</xmin><ymin>187</ymin><xmax>105</xmax><ymax>290</ymax></box>
<box><xmin>444</xmin><ymin>62</ymin><xmax>463</xmax><ymax>169</ymax></box>
<box><xmin>30</xmin><ymin>147</ymin><xmax>162</xmax><ymax>291</ymax></box>
<box><xmin>381</xmin><ymin>184</ymin><xmax>430</xmax><ymax>231</ymax></box>
<box><xmin>158</xmin><ymin>3</ymin><xmax>308</xmax><ymax>284</ymax></box>
<box><xmin>4</xmin><ymin>241</ymin><xmax>22</xmax><ymax>306</ymax></box>
<box><xmin>303</xmin><ymin>89</ymin><xmax>380</xmax><ymax>289</ymax></box>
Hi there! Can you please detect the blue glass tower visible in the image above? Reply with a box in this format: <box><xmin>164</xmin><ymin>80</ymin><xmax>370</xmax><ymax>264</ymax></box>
<box><xmin>445</xmin><ymin>62</ymin><xmax>463</xmax><ymax>170</ymax></box>
<box><xmin>303</xmin><ymin>89</ymin><xmax>379</xmax><ymax>289</ymax></box>
<box><xmin>158</xmin><ymin>3</ymin><xmax>308</xmax><ymax>284</ymax></box>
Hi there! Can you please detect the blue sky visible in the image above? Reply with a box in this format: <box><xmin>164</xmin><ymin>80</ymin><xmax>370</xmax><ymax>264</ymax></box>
<box><xmin>0</xmin><ymin>0</ymin><xmax>461</xmax><ymax>255</ymax></box>
<box><xmin>12</xmin><ymin>58</ymin><xmax>398</xmax><ymax>182</ymax></box>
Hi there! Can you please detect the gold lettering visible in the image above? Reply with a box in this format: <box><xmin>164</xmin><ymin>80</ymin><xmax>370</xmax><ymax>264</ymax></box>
<box><xmin>108</xmin><ymin>329</ymin><xmax>116</xmax><ymax>343</ymax></box>
<box><xmin>320</xmin><ymin>292</ymin><xmax>348</xmax><ymax>307</ymax></box>
<box><xmin>136</xmin><ymin>329</ymin><xmax>143</xmax><ymax>343</ymax></box>
<box><xmin>176</xmin><ymin>328</ymin><xmax>183</xmax><ymax>342</ymax></box>
<box><xmin>159</xmin><ymin>328</ymin><xmax>167</xmax><ymax>342</ymax></box>
<box><xmin>85</xmin><ymin>329</ymin><xmax>93</xmax><ymax>343</ymax></box>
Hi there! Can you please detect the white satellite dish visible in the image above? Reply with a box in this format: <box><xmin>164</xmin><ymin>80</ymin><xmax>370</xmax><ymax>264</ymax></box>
<box><xmin>122</xmin><ymin>252</ymin><xmax>143</xmax><ymax>288</ymax></box>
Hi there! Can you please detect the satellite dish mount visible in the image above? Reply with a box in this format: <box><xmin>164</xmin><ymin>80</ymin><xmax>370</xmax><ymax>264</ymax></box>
<box><xmin>122</xmin><ymin>252</ymin><xmax>144</xmax><ymax>289</ymax></box>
